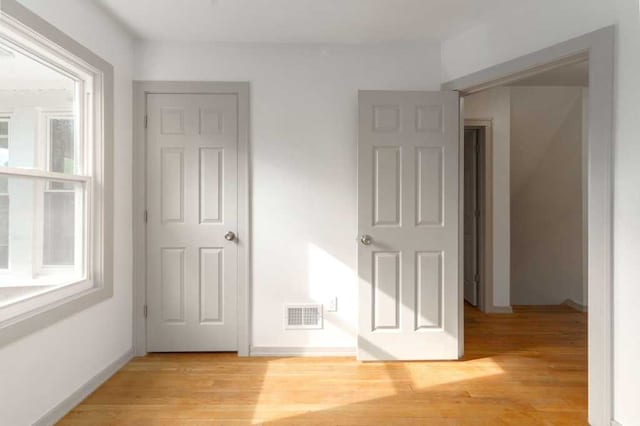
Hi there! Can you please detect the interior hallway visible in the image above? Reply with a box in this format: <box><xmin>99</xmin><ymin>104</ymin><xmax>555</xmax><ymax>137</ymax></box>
<box><xmin>59</xmin><ymin>304</ymin><xmax>587</xmax><ymax>425</ymax></box>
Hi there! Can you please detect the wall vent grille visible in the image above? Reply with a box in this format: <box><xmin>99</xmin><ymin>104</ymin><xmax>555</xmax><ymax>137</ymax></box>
<box><xmin>285</xmin><ymin>304</ymin><xmax>322</xmax><ymax>329</ymax></box>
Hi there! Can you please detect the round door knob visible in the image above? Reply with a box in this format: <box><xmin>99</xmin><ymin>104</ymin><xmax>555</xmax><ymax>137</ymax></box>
<box><xmin>360</xmin><ymin>234</ymin><xmax>372</xmax><ymax>245</ymax></box>
<box><xmin>224</xmin><ymin>231</ymin><xmax>236</xmax><ymax>241</ymax></box>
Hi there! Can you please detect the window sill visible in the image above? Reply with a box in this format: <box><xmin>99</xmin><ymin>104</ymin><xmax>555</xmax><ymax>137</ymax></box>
<box><xmin>0</xmin><ymin>277</ymin><xmax>91</xmax><ymax>321</ymax></box>
<box><xmin>0</xmin><ymin>278</ymin><xmax>111</xmax><ymax>346</ymax></box>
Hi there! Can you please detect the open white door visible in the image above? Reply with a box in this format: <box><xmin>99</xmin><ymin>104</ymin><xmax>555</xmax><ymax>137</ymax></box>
<box><xmin>358</xmin><ymin>90</ymin><xmax>460</xmax><ymax>361</ymax></box>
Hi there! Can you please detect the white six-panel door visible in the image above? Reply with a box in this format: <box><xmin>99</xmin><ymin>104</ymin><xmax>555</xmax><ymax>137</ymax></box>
<box><xmin>358</xmin><ymin>90</ymin><xmax>460</xmax><ymax>361</ymax></box>
<box><xmin>146</xmin><ymin>93</ymin><xmax>238</xmax><ymax>352</ymax></box>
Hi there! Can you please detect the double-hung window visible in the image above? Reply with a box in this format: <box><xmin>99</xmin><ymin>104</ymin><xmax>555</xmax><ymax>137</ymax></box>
<box><xmin>0</xmin><ymin>1</ymin><xmax>113</xmax><ymax>337</ymax></box>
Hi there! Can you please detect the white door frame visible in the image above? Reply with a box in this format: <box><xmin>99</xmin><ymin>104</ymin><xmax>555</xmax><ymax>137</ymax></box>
<box><xmin>132</xmin><ymin>81</ymin><xmax>251</xmax><ymax>356</ymax></box>
<box><xmin>443</xmin><ymin>26</ymin><xmax>615</xmax><ymax>426</ymax></box>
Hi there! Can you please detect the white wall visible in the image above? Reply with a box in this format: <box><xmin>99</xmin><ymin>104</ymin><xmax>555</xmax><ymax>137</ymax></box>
<box><xmin>0</xmin><ymin>1</ymin><xmax>134</xmax><ymax>424</ymax></box>
<box><xmin>135</xmin><ymin>41</ymin><xmax>441</xmax><ymax>348</ymax></box>
<box><xmin>442</xmin><ymin>0</ymin><xmax>640</xmax><ymax>422</ymax></box>
<box><xmin>463</xmin><ymin>87</ymin><xmax>511</xmax><ymax>309</ymax></box>
<box><xmin>510</xmin><ymin>86</ymin><xmax>584</xmax><ymax>306</ymax></box>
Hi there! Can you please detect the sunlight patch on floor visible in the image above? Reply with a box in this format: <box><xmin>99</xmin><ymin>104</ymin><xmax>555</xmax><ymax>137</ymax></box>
<box><xmin>405</xmin><ymin>358</ymin><xmax>506</xmax><ymax>390</ymax></box>
<box><xmin>251</xmin><ymin>358</ymin><xmax>397</xmax><ymax>423</ymax></box>
<box><xmin>250</xmin><ymin>357</ymin><xmax>505</xmax><ymax>424</ymax></box>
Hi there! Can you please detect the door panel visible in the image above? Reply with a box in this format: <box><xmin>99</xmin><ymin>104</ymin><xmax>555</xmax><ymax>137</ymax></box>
<box><xmin>160</xmin><ymin>148</ymin><xmax>184</xmax><ymax>223</ymax></box>
<box><xmin>199</xmin><ymin>148</ymin><xmax>224</xmax><ymax>223</ymax></box>
<box><xmin>147</xmin><ymin>93</ymin><xmax>238</xmax><ymax>352</ymax></box>
<box><xmin>374</xmin><ymin>147</ymin><xmax>401</xmax><ymax>226</ymax></box>
<box><xmin>160</xmin><ymin>247</ymin><xmax>184</xmax><ymax>322</ymax></box>
<box><xmin>200</xmin><ymin>247</ymin><xmax>223</xmax><ymax>323</ymax></box>
<box><xmin>416</xmin><ymin>251</ymin><xmax>442</xmax><ymax>329</ymax></box>
<box><xmin>416</xmin><ymin>147</ymin><xmax>443</xmax><ymax>226</ymax></box>
<box><xmin>373</xmin><ymin>251</ymin><xmax>401</xmax><ymax>330</ymax></box>
<box><xmin>358</xmin><ymin>90</ymin><xmax>459</xmax><ymax>361</ymax></box>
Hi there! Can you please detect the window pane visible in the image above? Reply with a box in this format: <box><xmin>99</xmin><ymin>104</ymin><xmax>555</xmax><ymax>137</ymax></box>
<box><xmin>49</xmin><ymin>118</ymin><xmax>75</xmax><ymax>190</ymax></box>
<box><xmin>0</xmin><ymin>120</ymin><xmax>8</xmax><ymax>268</ymax></box>
<box><xmin>43</xmin><ymin>191</ymin><xmax>75</xmax><ymax>265</ymax></box>
<box><xmin>0</xmin><ymin>175</ymin><xmax>85</xmax><ymax>308</ymax></box>
<box><xmin>50</xmin><ymin>119</ymin><xmax>74</xmax><ymax>173</ymax></box>
<box><xmin>0</xmin><ymin>194</ymin><xmax>8</xmax><ymax>269</ymax></box>
<box><xmin>0</xmin><ymin>41</ymin><xmax>76</xmax><ymax>172</ymax></box>
<box><xmin>0</xmin><ymin>120</ymin><xmax>8</xmax><ymax>169</ymax></box>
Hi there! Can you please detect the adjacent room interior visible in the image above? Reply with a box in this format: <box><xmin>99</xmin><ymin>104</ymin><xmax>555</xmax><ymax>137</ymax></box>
<box><xmin>463</xmin><ymin>59</ymin><xmax>589</xmax><ymax>315</ymax></box>
<box><xmin>460</xmin><ymin>59</ymin><xmax>590</xmax><ymax>423</ymax></box>
<box><xmin>0</xmin><ymin>1</ymin><xmax>638</xmax><ymax>425</ymax></box>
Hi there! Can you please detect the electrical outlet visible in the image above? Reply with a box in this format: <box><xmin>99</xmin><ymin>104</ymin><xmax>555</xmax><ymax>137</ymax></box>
<box><xmin>328</xmin><ymin>297</ymin><xmax>338</xmax><ymax>312</ymax></box>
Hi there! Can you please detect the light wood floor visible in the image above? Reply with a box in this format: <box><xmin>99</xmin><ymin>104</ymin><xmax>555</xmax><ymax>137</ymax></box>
<box><xmin>60</xmin><ymin>305</ymin><xmax>587</xmax><ymax>425</ymax></box>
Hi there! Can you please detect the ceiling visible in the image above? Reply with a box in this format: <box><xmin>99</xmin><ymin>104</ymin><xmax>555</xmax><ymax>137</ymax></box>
<box><xmin>96</xmin><ymin>0</ymin><xmax>516</xmax><ymax>44</ymax></box>
<box><xmin>506</xmin><ymin>60</ymin><xmax>589</xmax><ymax>87</ymax></box>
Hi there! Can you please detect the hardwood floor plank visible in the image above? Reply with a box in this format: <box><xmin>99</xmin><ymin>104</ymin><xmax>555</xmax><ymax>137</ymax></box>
<box><xmin>59</xmin><ymin>305</ymin><xmax>587</xmax><ymax>425</ymax></box>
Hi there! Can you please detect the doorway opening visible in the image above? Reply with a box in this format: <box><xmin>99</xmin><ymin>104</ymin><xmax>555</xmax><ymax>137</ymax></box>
<box><xmin>463</xmin><ymin>125</ymin><xmax>487</xmax><ymax>310</ymax></box>
<box><xmin>446</xmin><ymin>25</ymin><xmax>615</xmax><ymax>422</ymax></box>
<box><xmin>460</xmin><ymin>56</ymin><xmax>591</xmax><ymax>422</ymax></box>
<box><xmin>462</xmin><ymin>57</ymin><xmax>589</xmax><ymax>313</ymax></box>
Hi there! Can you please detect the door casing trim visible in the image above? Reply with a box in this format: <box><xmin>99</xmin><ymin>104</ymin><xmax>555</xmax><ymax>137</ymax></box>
<box><xmin>132</xmin><ymin>81</ymin><xmax>251</xmax><ymax>356</ymax></box>
<box><xmin>443</xmin><ymin>26</ymin><xmax>615</xmax><ymax>426</ymax></box>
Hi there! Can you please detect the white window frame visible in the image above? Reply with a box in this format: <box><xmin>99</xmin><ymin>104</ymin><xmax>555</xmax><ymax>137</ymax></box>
<box><xmin>0</xmin><ymin>26</ymin><xmax>94</xmax><ymax>317</ymax></box>
<box><xmin>0</xmin><ymin>0</ymin><xmax>113</xmax><ymax>343</ymax></box>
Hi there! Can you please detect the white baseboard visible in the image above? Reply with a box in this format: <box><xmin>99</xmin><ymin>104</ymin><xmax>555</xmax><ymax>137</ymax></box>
<box><xmin>563</xmin><ymin>298</ymin><xmax>588</xmax><ymax>312</ymax></box>
<box><xmin>611</xmin><ymin>420</ymin><xmax>622</xmax><ymax>426</ymax></box>
<box><xmin>487</xmin><ymin>305</ymin><xmax>513</xmax><ymax>314</ymax></box>
<box><xmin>34</xmin><ymin>347</ymin><xmax>134</xmax><ymax>426</ymax></box>
<box><xmin>250</xmin><ymin>346</ymin><xmax>356</xmax><ymax>357</ymax></box>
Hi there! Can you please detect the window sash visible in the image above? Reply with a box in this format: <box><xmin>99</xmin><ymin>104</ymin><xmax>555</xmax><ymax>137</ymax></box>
<box><xmin>0</xmin><ymin>167</ymin><xmax>90</xmax><ymax>183</ymax></box>
<box><xmin>1</xmin><ymin>14</ymin><xmax>93</xmax><ymax>177</ymax></box>
<box><xmin>0</xmin><ymin>169</ymin><xmax>91</xmax><ymax>280</ymax></box>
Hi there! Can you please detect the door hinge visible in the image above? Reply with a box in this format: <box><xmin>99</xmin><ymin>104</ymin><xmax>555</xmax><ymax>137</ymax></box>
<box><xmin>143</xmin><ymin>305</ymin><xmax>148</xmax><ymax>318</ymax></box>
<box><xmin>144</xmin><ymin>210</ymin><xmax>148</xmax><ymax>223</ymax></box>
<box><xmin>474</xmin><ymin>274</ymin><xmax>480</xmax><ymax>283</ymax></box>
<box><xmin>144</xmin><ymin>115</ymin><xmax>148</xmax><ymax>129</ymax></box>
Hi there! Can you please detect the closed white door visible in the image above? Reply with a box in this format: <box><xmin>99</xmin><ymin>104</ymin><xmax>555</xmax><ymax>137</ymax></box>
<box><xmin>146</xmin><ymin>93</ymin><xmax>238</xmax><ymax>352</ymax></box>
<box><xmin>463</xmin><ymin>129</ymin><xmax>479</xmax><ymax>306</ymax></box>
<box><xmin>358</xmin><ymin>91</ymin><xmax>460</xmax><ymax>361</ymax></box>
